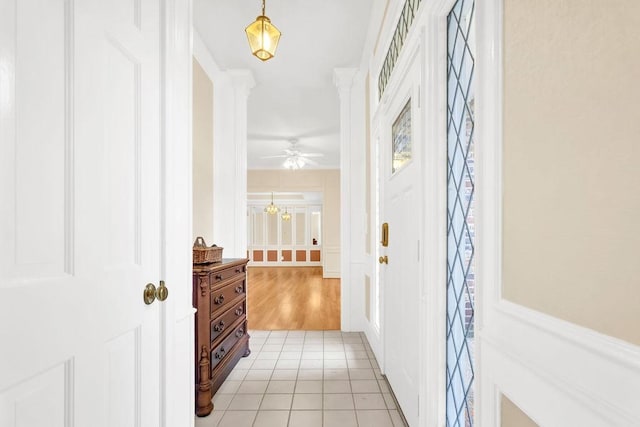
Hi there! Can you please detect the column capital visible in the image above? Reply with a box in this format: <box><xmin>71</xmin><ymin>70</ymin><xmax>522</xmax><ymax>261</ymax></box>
<box><xmin>227</xmin><ymin>69</ymin><xmax>256</xmax><ymax>97</ymax></box>
<box><xmin>333</xmin><ymin>68</ymin><xmax>357</xmax><ymax>98</ymax></box>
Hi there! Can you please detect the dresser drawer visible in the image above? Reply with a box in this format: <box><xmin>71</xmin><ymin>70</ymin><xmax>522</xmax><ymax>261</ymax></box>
<box><xmin>210</xmin><ymin>300</ymin><xmax>246</xmax><ymax>345</ymax></box>
<box><xmin>209</xmin><ymin>263</ymin><xmax>246</xmax><ymax>286</ymax></box>
<box><xmin>210</xmin><ymin>321</ymin><xmax>248</xmax><ymax>371</ymax></box>
<box><xmin>210</xmin><ymin>279</ymin><xmax>246</xmax><ymax>315</ymax></box>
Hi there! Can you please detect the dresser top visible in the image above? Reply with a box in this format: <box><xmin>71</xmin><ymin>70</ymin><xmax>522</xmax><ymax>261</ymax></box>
<box><xmin>193</xmin><ymin>258</ymin><xmax>249</xmax><ymax>273</ymax></box>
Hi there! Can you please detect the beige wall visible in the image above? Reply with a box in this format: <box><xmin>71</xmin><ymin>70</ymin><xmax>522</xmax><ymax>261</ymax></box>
<box><xmin>502</xmin><ymin>0</ymin><xmax>640</xmax><ymax>345</ymax></box>
<box><xmin>192</xmin><ymin>58</ymin><xmax>214</xmax><ymax>243</ymax></box>
<box><xmin>247</xmin><ymin>169</ymin><xmax>341</xmax><ymax>276</ymax></box>
<box><xmin>501</xmin><ymin>396</ymin><xmax>538</xmax><ymax>427</ymax></box>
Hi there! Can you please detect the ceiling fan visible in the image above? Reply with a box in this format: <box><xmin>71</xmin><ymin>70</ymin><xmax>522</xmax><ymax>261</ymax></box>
<box><xmin>261</xmin><ymin>139</ymin><xmax>324</xmax><ymax>169</ymax></box>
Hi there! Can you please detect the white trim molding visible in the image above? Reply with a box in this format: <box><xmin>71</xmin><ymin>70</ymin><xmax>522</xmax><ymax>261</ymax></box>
<box><xmin>476</xmin><ymin>1</ymin><xmax>640</xmax><ymax>426</ymax></box>
<box><xmin>227</xmin><ymin>70</ymin><xmax>255</xmax><ymax>258</ymax></box>
<box><xmin>418</xmin><ymin>0</ymin><xmax>459</xmax><ymax>426</ymax></box>
<box><xmin>334</xmin><ymin>68</ymin><xmax>358</xmax><ymax>332</ymax></box>
<box><xmin>484</xmin><ymin>301</ymin><xmax>640</xmax><ymax>426</ymax></box>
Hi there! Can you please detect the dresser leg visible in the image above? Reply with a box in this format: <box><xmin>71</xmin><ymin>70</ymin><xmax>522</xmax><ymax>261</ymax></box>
<box><xmin>196</xmin><ymin>346</ymin><xmax>213</xmax><ymax>417</ymax></box>
<box><xmin>242</xmin><ymin>333</ymin><xmax>251</xmax><ymax>357</ymax></box>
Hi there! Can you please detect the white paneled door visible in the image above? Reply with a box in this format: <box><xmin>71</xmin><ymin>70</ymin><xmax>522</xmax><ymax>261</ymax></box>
<box><xmin>379</xmin><ymin>55</ymin><xmax>422</xmax><ymax>427</ymax></box>
<box><xmin>0</xmin><ymin>1</ymin><xmax>168</xmax><ymax>426</ymax></box>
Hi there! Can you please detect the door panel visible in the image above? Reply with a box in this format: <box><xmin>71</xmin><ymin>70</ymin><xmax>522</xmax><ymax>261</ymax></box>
<box><xmin>380</xmin><ymin>56</ymin><xmax>421</xmax><ymax>427</ymax></box>
<box><xmin>107</xmin><ymin>330</ymin><xmax>140</xmax><ymax>427</ymax></box>
<box><xmin>0</xmin><ymin>363</ymin><xmax>68</xmax><ymax>427</ymax></box>
<box><xmin>0</xmin><ymin>0</ymin><xmax>69</xmax><ymax>281</ymax></box>
<box><xmin>0</xmin><ymin>1</ymin><xmax>162</xmax><ymax>426</ymax></box>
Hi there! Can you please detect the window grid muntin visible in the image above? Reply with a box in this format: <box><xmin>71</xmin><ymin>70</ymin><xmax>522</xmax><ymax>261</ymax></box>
<box><xmin>446</xmin><ymin>0</ymin><xmax>476</xmax><ymax>426</ymax></box>
<box><xmin>378</xmin><ymin>0</ymin><xmax>423</xmax><ymax>99</ymax></box>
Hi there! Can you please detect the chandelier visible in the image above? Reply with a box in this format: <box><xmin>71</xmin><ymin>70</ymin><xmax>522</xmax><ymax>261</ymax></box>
<box><xmin>245</xmin><ymin>0</ymin><xmax>281</xmax><ymax>61</ymax></box>
<box><xmin>264</xmin><ymin>192</ymin><xmax>280</xmax><ymax>215</ymax></box>
<box><xmin>281</xmin><ymin>207</ymin><xmax>291</xmax><ymax>221</ymax></box>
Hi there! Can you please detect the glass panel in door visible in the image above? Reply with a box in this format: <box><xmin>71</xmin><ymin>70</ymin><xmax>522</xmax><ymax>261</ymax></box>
<box><xmin>446</xmin><ymin>0</ymin><xmax>476</xmax><ymax>426</ymax></box>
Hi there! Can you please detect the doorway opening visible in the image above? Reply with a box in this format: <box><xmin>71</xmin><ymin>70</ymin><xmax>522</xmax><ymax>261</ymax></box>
<box><xmin>246</xmin><ymin>191</ymin><xmax>341</xmax><ymax>330</ymax></box>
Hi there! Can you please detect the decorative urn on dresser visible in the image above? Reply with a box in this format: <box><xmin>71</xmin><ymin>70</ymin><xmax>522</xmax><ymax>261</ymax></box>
<box><xmin>193</xmin><ymin>238</ymin><xmax>250</xmax><ymax>417</ymax></box>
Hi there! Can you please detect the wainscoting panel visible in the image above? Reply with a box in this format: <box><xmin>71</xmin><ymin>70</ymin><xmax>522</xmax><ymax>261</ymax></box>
<box><xmin>481</xmin><ymin>302</ymin><xmax>640</xmax><ymax>426</ymax></box>
<box><xmin>323</xmin><ymin>246</ymin><xmax>341</xmax><ymax>278</ymax></box>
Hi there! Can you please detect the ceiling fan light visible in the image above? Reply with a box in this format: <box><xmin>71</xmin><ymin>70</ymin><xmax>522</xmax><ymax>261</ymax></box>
<box><xmin>284</xmin><ymin>155</ymin><xmax>306</xmax><ymax>170</ymax></box>
<box><xmin>245</xmin><ymin>1</ymin><xmax>281</xmax><ymax>61</ymax></box>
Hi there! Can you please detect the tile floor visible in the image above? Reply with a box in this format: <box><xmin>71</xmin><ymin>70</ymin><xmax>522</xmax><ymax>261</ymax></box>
<box><xmin>195</xmin><ymin>330</ymin><xmax>408</xmax><ymax>427</ymax></box>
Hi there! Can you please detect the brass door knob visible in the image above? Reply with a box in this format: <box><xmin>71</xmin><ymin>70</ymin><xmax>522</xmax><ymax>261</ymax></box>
<box><xmin>144</xmin><ymin>283</ymin><xmax>157</xmax><ymax>305</ymax></box>
<box><xmin>156</xmin><ymin>280</ymin><xmax>169</xmax><ymax>302</ymax></box>
<box><xmin>379</xmin><ymin>256</ymin><xmax>388</xmax><ymax>264</ymax></box>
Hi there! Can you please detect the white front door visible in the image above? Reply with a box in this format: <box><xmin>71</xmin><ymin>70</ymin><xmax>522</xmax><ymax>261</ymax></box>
<box><xmin>380</xmin><ymin>55</ymin><xmax>422</xmax><ymax>427</ymax></box>
<box><xmin>0</xmin><ymin>1</ymin><xmax>163</xmax><ymax>426</ymax></box>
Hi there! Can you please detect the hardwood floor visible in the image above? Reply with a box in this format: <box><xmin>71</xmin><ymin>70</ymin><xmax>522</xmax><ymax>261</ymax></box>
<box><xmin>246</xmin><ymin>266</ymin><xmax>341</xmax><ymax>330</ymax></box>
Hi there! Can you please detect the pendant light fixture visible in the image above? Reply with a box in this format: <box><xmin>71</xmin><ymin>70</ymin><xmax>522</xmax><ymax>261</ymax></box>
<box><xmin>245</xmin><ymin>0</ymin><xmax>281</xmax><ymax>61</ymax></box>
<box><xmin>281</xmin><ymin>206</ymin><xmax>291</xmax><ymax>221</ymax></box>
<box><xmin>264</xmin><ymin>192</ymin><xmax>280</xmax><ymax>215</ymax></box>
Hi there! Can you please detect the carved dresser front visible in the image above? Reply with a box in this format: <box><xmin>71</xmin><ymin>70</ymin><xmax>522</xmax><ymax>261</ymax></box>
<box><xmin>193</xmin><ymin>258</ymin><xmax>250</xmax><ymax>416</ymax></box>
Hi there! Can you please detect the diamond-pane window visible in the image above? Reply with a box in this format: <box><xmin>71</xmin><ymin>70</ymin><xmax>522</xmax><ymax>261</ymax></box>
<box><xmin>378</xmin><ymin>0</ymin><xmax>424</xmax><ymax>99</ymax></box>
<box><xmin>446</xmin><ymin>0</ymin><xmax>475</xmax><ymax>426</ymax></box>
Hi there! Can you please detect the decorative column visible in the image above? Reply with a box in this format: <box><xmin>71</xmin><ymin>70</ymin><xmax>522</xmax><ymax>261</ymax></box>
<box><xmin>213</xmin><ymin>70</ymin><xmax>255</xmax><ymax>258</ymax></box>
<box><xmin>334</xmin><ymin>68</ymin><xmax>357</xmax><ymax>331</ymax></box>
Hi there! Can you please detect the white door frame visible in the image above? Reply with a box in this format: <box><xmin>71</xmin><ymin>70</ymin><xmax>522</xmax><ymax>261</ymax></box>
<box><xmin>161</xmin><ymin>0</ymin><xmax>196</xmax><ymax>426</ymax></box>
<box><xmin>420</xmin><ymin>1</ymin><xmax>453</xmax><ymax>425</ymax></box>
<box><xmin>419</xmin><ymin>0</ymin><xmax>483</xmax><ymax>426</ymax></box>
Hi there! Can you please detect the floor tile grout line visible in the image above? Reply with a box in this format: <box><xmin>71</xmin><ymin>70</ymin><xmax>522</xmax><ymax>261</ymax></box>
<box><xmin>208</xmin><ymin>330</ymin><xmax>406</xmax><ymax>427</ymax></box>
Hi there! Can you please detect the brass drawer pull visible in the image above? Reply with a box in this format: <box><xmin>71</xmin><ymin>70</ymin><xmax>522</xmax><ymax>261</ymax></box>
<box><xmin>235</xmin><ymin>285</ymin><xmax>243</xmax><ymax>293</ymax></box>
<box><xmin>235</xmin><ymin>328</ymin><xmax>245</xmax><ymax>338</ymax></box>
<box><xmin>235</xmin><ymin>307</ymin><xmax>244</xmax><ymax>316</ymax></box>
<box><xmin>215</xmin><ymin>274</ymin><xmax>223</xmax><ymax>280</ymax></box>
<box><xmin>235</xmin><ymin>268</ymin><xmax>241</xmax><ymax>273</ymax></box>
<box><xmin>214</xmin><ymin>294</ymin><xmax>225</xmax><ymax>304</ymax></box>
<box><xmin>213</xmin><ymin>320</ymin><xmax>225</xmax><ymax>332</ymax></box>
<box><xmin>214</xmin><ymin>347</ymin><xmax>226</xmax><ymax>359</ymax></box>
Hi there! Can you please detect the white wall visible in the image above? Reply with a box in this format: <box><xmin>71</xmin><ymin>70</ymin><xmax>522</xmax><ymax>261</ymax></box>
<box><xmin>192</xmin><ymin>32</ymin><xmax>254</xmax><ymax>258</ymax></box>
<box><xmin>192</xmin><ymin>58</ymin><xmax>214</xmax><ymax>243</ymax></box>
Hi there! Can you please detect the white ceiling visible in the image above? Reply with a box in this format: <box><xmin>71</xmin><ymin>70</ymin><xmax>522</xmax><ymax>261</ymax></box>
<box><xmin>193</xmin><ymin>0</ymin><xmax>376</xmax><ymax>170</ymax></box>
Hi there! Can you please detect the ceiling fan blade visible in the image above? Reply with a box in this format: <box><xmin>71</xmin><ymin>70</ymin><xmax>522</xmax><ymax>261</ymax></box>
<box><xmin>304</xmin><ymin>157</ymin><xmax>320</xmax><ymax>166</ymax></box>
<box><xmin>261</xmin><ymin>154</ymin><xmax>288</xmax><ymax>159</ymax></box>
<box><xmin>299</xmin><ymin>153</ymin><xmax>324</xmax><ymax>158</ymax></box>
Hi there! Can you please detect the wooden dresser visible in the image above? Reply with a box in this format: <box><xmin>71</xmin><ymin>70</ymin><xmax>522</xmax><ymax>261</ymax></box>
<box><xmin>193</xmin><ymin>258</ymin><xmax>250</xmax><ymax>416</ymax></box>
